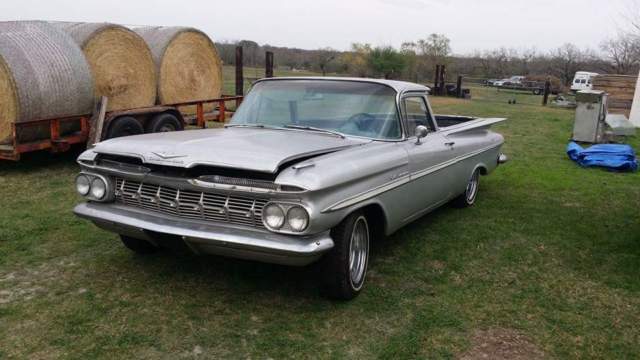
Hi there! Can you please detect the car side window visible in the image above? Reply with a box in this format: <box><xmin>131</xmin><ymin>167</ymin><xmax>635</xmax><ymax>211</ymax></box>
<box><xmin>403</xmin><ymin>96</ymin><xmax>435</xmax><ymax>134</ymax></box>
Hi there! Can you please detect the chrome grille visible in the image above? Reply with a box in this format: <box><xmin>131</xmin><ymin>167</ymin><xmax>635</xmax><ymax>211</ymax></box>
<box><xmin>115</xmin><ymin>178</ymin><xmax>268</xmax><ymax>228</ymax></box>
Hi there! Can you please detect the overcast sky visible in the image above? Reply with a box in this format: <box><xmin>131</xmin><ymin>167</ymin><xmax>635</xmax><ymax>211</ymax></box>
<box><xmin>0</xmin><ymin>0</ymin><xmax>633</xmax><ymax>54</ymax></box>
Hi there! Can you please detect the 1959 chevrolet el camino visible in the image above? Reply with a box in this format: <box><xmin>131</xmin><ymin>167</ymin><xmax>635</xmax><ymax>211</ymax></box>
<box><xmin>73</xmin><ymin>77</ymin><xmax>507</xmax><ymax>300</ymax></box>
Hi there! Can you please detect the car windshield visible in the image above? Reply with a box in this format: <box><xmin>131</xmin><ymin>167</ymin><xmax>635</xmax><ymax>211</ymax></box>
<box><xmin>230</xmin><ymin>80</ymin><xmax>402</xmax><ymax>140</ymax></box>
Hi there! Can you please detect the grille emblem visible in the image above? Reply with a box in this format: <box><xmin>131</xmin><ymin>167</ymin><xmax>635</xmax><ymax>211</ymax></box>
<box><xmin>152</xmin><ymin>152</ymin><xmax>187</xmax><ymax>160</ymax></box>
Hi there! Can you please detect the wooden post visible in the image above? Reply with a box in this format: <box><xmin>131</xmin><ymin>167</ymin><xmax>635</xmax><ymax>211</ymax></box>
<box><xmin>235</xmin><ymin>46</ymin><xmax>244</xmax><ymax>96</ymax></box>
<box><xmin>265</xmin><ymin>51</ymin><xmax>274</xmax><ymax>78</ymax></box>
<box><xmin>456</xmin><ymin>75</ymin><xmax>463</xmax><ymax>98</ymax></box>
<box><xmin>542</xmin><ymin>77</ymin><xmax>551</xmax><ymax>106</ymax></box>
<box><xmin>439</xmin><ymin>65</ymin><xmax>447</xmax><ymax>96</ymax></box>
<box><xmin>433</xmin><ymin>65</ymin><xmax>440</xmax><ymax>95</ymax></box>
<box><xmin>87</xmin><ymin>96</ymin><xmax>108</xmax><ymax>147</ymax></box>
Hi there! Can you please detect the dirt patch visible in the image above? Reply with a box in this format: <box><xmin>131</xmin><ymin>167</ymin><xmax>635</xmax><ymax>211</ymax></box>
<box><xmin>459</xmin><ymin>328</ymin><xmax>546</xmax><ymax>360</ymax></box>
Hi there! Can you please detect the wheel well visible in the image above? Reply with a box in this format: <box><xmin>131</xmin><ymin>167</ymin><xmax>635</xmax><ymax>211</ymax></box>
<box><xmin>478</xmin><ymin>166</ymin><xmax>488</xmax><ymax>175</ymax></box>
<box><xmin>359</xmin><ymin>203</ymin><xmax>387</xmax><ymax>240</ymax></box>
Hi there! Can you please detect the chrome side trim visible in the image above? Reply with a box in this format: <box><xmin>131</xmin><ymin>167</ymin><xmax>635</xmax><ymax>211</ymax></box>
<box><xmin>323</xmin><ymin>144</ymin><xmax>502</xmax><ymax>212</ymax></box>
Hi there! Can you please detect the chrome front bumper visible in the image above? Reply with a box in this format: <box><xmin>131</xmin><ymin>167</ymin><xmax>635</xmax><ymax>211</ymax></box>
<box><xmin>74</xmin><ymin>203</ymin><xmax>334</xmax><ymax>266</ymax></box>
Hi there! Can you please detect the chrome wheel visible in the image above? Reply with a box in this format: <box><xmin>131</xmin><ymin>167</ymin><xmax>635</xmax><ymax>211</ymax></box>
<box><xmin>348</xmin><ymin>216</ymin><xmax>369</xmax><ymax>290</ymax></box>
<box><xmin>466</xmin><ymin>170</ymin><xmax>480</xmax><ymax>204</ymax></box>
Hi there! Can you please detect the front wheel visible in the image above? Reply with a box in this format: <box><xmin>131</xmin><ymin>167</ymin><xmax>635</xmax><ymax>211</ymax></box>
<box><xmin>453</xmin><ymin>168</ymin><xmax>480</xmax><ymax>208</ymax></box>
<box><xmin>321</xmin><ymin>211</ymin><xmax>370</xmax><ymax>300</ymax></box>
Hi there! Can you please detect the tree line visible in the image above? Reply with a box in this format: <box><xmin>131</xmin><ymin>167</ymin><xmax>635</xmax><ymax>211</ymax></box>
<box><xmin>216</xmin><ymin>30</ymin><xmax>640</xmax><ymax>87</ymax></box>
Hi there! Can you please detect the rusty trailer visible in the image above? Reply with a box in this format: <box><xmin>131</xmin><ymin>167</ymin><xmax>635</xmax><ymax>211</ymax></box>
<box><xmin>0</xmin><ymin>95</ymin><xmax>243</xmax><ymax>161</ymax></box>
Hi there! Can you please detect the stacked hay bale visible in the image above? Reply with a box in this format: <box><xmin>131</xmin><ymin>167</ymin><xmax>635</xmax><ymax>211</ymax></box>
<box><xmin>593</xmin><ymin>74</ymin><xmax>638</xmax><ymax>118</ymax></box>
<box><xmin>134</xmin><ymin>26</ymin><xmax>223</xmax><ymax>114</ymax></box>
<box><xmin>0</xmin><ymin>21</ymin><xmax>94</xmax><ymax>144</ymax></box>
<box><xmin>52</xmin><ymin>22</ymin><xmax>157</xmax><ymax>112</ymax></box>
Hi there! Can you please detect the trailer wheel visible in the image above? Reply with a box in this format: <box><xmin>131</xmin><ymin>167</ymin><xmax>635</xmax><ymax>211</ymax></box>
<box><xmin>106</xmin><ymin>116</ymin><xmax>144</xmax><ymax>139</ymax></box>
<box><xmin>533</xmin><ymin>88</ymin><xmax>542</xmax><ymax>95</ymax></box>
<box><xmin>146</xmin><ymin>113</ymin><xmax>183</xmax><ymax>133</ymax></box>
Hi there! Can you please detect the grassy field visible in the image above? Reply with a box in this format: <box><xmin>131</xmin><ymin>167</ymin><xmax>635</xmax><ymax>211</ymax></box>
<box><xmin>1</xmin><ymin>84</ymin><xmax>639</xmax><ymax>359</ymax></box>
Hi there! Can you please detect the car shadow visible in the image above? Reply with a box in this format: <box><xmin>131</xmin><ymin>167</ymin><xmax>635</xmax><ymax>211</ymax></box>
<box><xmin>0</xmin><ymin>145</ymin><xmax>84</xmax><ymax>173</ymax></box>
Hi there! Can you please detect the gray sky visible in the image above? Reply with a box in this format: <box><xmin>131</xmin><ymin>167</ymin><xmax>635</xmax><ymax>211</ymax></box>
<box><xmin>0</xmin><ymin>0</ymin><xmax>632</xmax><ymax>54</ymax></box>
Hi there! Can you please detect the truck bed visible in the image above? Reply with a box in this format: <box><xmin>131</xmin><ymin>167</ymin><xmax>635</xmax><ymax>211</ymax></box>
<box><xmin>435</xmin><ymin>114</ymin><xmax>506</xmax><ymax>134</ymax></box>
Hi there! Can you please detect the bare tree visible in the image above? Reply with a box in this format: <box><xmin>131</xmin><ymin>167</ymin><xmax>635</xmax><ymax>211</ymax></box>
<box><xmin>548</xmin><ymin>43</ymin><xmax>587</xmax><ymax>85</ymax></box>
<box><xmin>601</xmin><ymin>32</ymin><xmax>640</xmax><ymax>74</ymax></box>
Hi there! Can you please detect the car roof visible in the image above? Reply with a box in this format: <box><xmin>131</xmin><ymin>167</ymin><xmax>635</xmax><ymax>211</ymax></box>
<box><xmin>255</xmin><ymin>76</ymin><xmax>430</xmax><ymax>93</ymax></box>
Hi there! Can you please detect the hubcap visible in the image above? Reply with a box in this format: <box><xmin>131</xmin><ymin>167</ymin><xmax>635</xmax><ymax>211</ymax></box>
<box><xmin>466</xmin><ymin>170</ymin><xmax>480</xmax><ymax>203</ymax></box>
<box><xmin>159</xmin><ymin>124</ymin><xmax>176</xmax><ymax>132</ymax></box>
<box><xmin>349</xmin><ymin>216</ymin><xmax>369</xmax><ymax>290</ymax></box>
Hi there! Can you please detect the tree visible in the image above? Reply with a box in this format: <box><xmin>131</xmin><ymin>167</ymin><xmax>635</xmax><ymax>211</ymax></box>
<box><xmin>238</xmin><ymin>40</ymin><xmax>260</xmax><ymax>67</ymax></box>
<box><xmin>313</xmin><ymin>48</ymin><xmax>337</xmax><ymax>76</ymax></box>
<box><xmin>417</xmin><ymin>34</ymin><xmax>451</xmax><ymax>63</ymax></box>
<box><xmin>367</xmin><ymin>46</ymin><xmax>406</xmax><ymax>79</ymax></box>
<box><xmin>601</xmin><ymin>33</ymin><xmax>640</xmax><ymax>74</ymax></box>
<box><xmin>549</xmin><ymin>43</ymin><xmax>587</xmax><ymax>86</ymax></box>
<box><xmin>341</xmin><ymin>43</ymin><xmax>372</xmax><ymax>77</ymax></box>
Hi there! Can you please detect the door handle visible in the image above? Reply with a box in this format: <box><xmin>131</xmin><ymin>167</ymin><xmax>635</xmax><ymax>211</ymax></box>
<box><xmin>444</xmin><ymin>142</ymin><xmax>455</xmax><ymax>146</ymax></box>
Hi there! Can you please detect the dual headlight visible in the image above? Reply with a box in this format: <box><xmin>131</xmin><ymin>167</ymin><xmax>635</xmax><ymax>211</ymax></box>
<box><xmin>262</xmin><ymin>203</ymin><xmax>310</xmax><ymax>233</ymax></box>
<box><xmin>75</xmin><ymin>173</ymin><xmax>112</xmax><ymax>202</ymax></box>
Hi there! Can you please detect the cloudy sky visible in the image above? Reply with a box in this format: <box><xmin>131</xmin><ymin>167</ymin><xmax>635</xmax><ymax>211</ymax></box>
<box><xmin>0</xmin><ymin>0</ymin><xmax>633</xmax><ymax>54</ymax></box>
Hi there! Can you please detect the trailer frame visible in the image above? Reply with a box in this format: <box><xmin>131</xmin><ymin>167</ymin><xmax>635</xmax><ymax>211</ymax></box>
<box><xmin>0</xmin><ymin>95</ymin><xmax>243</xmax><ymax>161</ymax></box>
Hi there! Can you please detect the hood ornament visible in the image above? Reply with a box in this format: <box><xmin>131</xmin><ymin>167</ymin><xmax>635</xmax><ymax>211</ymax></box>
<box><xmin>152</xmin><ymin>152</ymin><xmax>187</xmax><ymax>160</ymax></box>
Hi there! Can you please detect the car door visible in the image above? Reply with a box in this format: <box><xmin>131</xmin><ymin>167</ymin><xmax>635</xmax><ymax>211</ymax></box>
<box><xmin>401</xmin><ymin>94</ymin><xmax>456</xmax><ymax>223</ymax></box>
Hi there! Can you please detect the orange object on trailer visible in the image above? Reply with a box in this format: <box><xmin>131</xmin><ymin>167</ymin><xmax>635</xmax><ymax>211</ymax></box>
<box><xmin>0</xmin><ymin>95</ymin><xmax>243</xmax><ymax>161</ymax></box>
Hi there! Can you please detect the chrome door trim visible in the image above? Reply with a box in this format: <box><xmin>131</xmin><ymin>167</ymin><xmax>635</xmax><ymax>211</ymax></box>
<box><xmin>322</xmin><ymin>144</ymin><xmax>501</xmax><ymax>213</ymax></box>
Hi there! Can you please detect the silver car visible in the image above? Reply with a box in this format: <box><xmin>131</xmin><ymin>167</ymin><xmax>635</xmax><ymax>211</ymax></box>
<box><xmin>73</xmin><ymin>78</ymin><xmax>507</xmax><ymax>299</ymax></box>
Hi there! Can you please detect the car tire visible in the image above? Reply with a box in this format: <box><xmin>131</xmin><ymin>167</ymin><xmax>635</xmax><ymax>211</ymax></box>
<box><xmin>106</xmin><ymin>116</ymin><xmax>144</xmax><ymax>139</ymax></box>
<box><xmin>321</xmin><ymin>211</ymin><xmax>370</xmax><ymax>300</ymax></box>
<box><xmin>453</xmin><ymin>168</ymin><xmax>480</xmax><ymax>208</ymax></box>
<box><xmin>146</xmin><ymin>113</ymin><xmax>183</xmax><ymax>133</ymax></box>
<box><xmin>120</xmin><ymin>235</ymin><xmax>158</xmax><ymax>255</ymax></box>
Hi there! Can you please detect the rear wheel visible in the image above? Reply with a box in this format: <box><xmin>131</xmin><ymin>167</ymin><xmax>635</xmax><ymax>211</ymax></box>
<box><xmin>146</xmin><ymin>113</ymin><xmax>183</xmax><ymax>133</ymax></box>
<box><xmin>106</xmin><ymin>116</ymin><xmax>144</xmax><ymax>139</ymax></box>
<box><xmin>453</xmin><ymin>168</ymin><xmax>480</xmax><ymax>208</ymax></box>
<box><xmin>120</xmin><ymin>235</ymin><xmax>158</xmax><ymax>255</ymax></box>
<box><xmin>321</xmin><ymin>211</ymin><xmax>370</xmax><ymax>300</ymax></box>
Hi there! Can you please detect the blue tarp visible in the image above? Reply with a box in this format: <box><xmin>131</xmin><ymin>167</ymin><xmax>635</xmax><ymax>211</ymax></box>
<box><xmin>567</xmin><ymin>142</ymin><xmax>638</xmax><ymax>172</ymax></box>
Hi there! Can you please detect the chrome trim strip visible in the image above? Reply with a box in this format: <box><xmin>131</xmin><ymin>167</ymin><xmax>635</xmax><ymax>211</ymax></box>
<box><xmin>323</xmin><ymin>144</ymin><xmax>502</xmax><ymax>212</ymax></box>
<box><xmin>74</xmin><ymin>203</ymin><xmax>333</xmax><ymax>267</ymax></box>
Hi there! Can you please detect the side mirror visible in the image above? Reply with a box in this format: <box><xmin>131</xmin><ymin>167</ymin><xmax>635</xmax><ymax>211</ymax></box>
<box><xmin>415</xmin><ymin>125</ymin><xmax>429</xmax><ymax>145</ymax></box>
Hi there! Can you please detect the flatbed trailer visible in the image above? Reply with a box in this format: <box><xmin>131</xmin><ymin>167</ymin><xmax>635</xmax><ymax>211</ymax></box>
<box><xmin>0</xmin><ymin>95</ymin><xmax>243</xmax><ymax>161</ymax></box>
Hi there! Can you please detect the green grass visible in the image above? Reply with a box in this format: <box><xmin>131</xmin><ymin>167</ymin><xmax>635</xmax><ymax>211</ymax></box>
<box><xmin>1</xmin><ymin>81</ymin><xmax>639</xmax><ymax>359</ymax></box>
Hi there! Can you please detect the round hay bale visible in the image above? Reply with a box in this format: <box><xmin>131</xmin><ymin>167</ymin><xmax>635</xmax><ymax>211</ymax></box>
<box><xmin>134</xmin><ymin>26</ymin><xmax>222</xmax><ymax>114</ymax></box>
<box><xmin>52</xmin><ymin>22</ymin><xmax>156</xmax><ymax>112</ymax></box>
<box><xmin>0</xmin><ymin>21</ymin><xmax>94</xmax><ymax>144</ymax></box>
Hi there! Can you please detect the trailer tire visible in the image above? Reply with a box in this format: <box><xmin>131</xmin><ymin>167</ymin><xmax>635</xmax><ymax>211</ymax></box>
<box><xmin>106</xmin><ymin>116</ymin><xmax>144</xmax><ymax>139</ymax></box>
<box><xmin>146</xmin><ymin>113</ymin><xmax>183</xmax><ymax>133</ymax></box>
<box><xmin>533</xmin><ymin>88</ymin><xmax>542</xmax><ymax>95</ymax></box>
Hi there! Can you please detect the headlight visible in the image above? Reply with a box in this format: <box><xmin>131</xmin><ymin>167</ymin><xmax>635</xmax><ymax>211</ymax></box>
<box><xmin>263</xmin><ymin>203</ymin><xmax>285</xmax><ymax>230</ymax></box>
<box><xmin>286</xmin><ymin>206</ymin><xmax>309</xmax><ymax>232</ymax></box>
<box><xmin>75</xmin><ymin>175</ymin><xmax>91</xmax><ymax>196</ymax></box>
<box><xmin>90</xmin><ymin>177</ymin><xmax>107</xmax><ymax>200</ymax></box>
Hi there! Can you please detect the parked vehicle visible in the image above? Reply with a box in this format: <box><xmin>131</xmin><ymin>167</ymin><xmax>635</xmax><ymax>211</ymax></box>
<box><xmin>571</xmin><ymin>71</ymin><xmax>599</xmax><ymax>92</ymax></box>
<box><xmin>493</xmin><ymin>76</ymin><xmax>525</xmax><ymax>87</ymax></box>
<box><xmin>73</xmin><ymin>78</ymin><xmax>508</xmax><ymax>300</ymax></box>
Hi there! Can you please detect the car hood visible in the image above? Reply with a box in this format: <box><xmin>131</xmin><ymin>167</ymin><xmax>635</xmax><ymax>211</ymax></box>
<box><xmin>91</xmin><ymin>127</ymin><xmax>369</xmax><ymax>173</ymax></box>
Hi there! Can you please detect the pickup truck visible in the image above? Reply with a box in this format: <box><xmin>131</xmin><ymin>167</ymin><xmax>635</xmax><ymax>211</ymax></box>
<box><xmin>73</xmin><ymin>77</ymin><xmax>507</xmax><ymax>300</ymax></box>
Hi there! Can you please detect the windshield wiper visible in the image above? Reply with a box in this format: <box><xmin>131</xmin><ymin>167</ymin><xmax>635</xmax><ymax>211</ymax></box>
<box><xmin>284</xmin><ymin>125</ymin><xmax>346</xmax><ymax>139</ymax></box>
